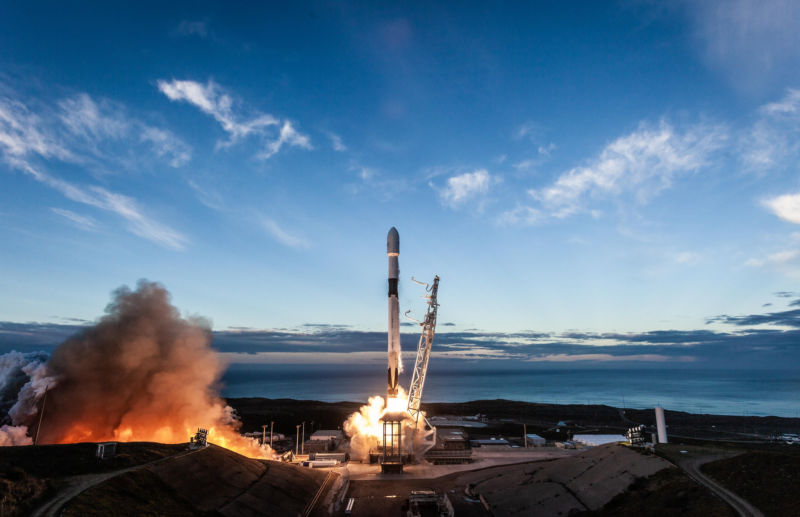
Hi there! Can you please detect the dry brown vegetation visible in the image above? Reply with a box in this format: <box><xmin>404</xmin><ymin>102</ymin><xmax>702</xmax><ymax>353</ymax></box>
<box><xmin>702</xmin><ymin>451</ymin><xmax>800</xmax><ymax>517</ymax></box>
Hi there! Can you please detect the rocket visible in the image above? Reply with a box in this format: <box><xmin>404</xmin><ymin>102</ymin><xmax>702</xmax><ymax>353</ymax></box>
<box><xmin>387</xmin><ymin>227</ymin><xmax>400</xmax><ymax>398</ymax></box>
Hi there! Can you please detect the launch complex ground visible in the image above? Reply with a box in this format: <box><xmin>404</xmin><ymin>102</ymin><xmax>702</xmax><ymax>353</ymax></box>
<box><xmin>4</xmin><ymin>399</ymin><xmax>800</xmax><ymax>516</ymax></box>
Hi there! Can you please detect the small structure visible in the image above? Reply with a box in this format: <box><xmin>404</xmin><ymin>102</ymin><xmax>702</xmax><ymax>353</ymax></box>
<box><xmin>626</xmin><ymin>425</ymin><xmax>648</xmax><ymax>446</ymax></box>
<box><xmin>555</xmin><ymin>440</ymin><xmax>576</xmax><ymax>449</ymax></box>
<box><xmin>407</xmin><ymin>490</ymin><xmax>454</xmax><ymax>517</ymax></box>
<box><xmin>95</xmin><ymin>442</ymin><xmax>117</xmax><ymax>460</ymax></box>
<box><xmin>572</xmin><ymin>434</ymin><xmax>625</xmax><ymax>447</ymax></box>
<box><xmin>302</xmin><ymin>460</ymin><xmax>339</xmax><ymax>468</ymax></box>
<box><xmin>190</xmin><ymin>428</ymin><xmax>209</xmax><ymax>449</ymax></box>
<box><xmin>309</xmin><ymin>452</ymin><xmax>349</xmax><ymax>463</ymax></box>
<box><xmin>525</xmin><ymin>434</ymin><xmax>546</xmax><ymax>447</ymax></box>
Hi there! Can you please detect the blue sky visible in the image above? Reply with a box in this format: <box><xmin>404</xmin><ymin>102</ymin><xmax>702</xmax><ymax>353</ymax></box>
<box><xmin>3</xmin><ymin>1</ymin><xmax>800</xmax><ymax>367</ymax></box>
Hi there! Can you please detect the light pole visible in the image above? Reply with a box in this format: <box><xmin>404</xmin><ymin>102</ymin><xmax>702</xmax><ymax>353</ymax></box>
<box><xmin>296</xmin><ymin>425</ymin><xmax>301</xmax><ymax>456</ymax></box>
<box><xmin>301</xmin><ymin>421</ymin><xmax>305</xmax><ymax>455</ymax></box>
<box><xmin>261</xmin><ymin>424</ymin><xmax>267</xmax><ymax>446</ymax></box>
<box><xmin>270</xmin><ymin>421</ymin><xmax>274</xmax><ymax>448</ymax></box>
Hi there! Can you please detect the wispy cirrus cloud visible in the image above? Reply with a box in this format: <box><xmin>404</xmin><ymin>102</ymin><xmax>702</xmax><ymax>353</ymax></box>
<box><xmin>0</xmin><ymin>90</ymin><xmax>189</xmax><ymax>250</ymax></box>
<box><xmin>0</xmin><ymin>97</ymin><xmax>74</xmax><ymax>161</ymax></box>
<box><xmin>326</xmin><ymin>131</ymin><xmax>347</xmax><ymax>152</ymax></box>
<box><xmin>524</xmin><ymin>120</ymin><xmax>727</xmax><ymax>220</ymax></box>
<box><xmin>174</xmin><ymin>20</ymin><xmax>208</xmax><ymax>38</ymax></box>
<box><xmin>496</xmin><ymin>205</ymin><xmax>542</xmax><ymax>226</ymax></box>
<box><xmin>23</xmin><ymin>164</ymin><xmax>187</xmax><ymax>250</ymax></box>
<box><xmin>684</xmin><ymin>0</ymin><xmax>800</xmax><ymax>91</ymax></box>
<box><xmin>139</xmin><ymin>127</ymin><xmax>191</xmax><ymax>167</ymax></box>
<box><xmin>50</xmin><ymin>207</ymin><xmax>98</xmax><ymax>231</ymax></box>
<box><xmin>741</xmin><ymin>89</ymin><xmax>800</xmax><ymax>173</ymax></box>
<box><xmin>762</xmin><ymin>88</ymin><xmax>800</xmax><ymax>116</ymax></box>
<box><xmin>259</xmin><ymin>120</ymin><xmax>312</xmax><ymax>159</ymax></box>
<box><xmin>58</xmin><ymin>94</ymin><xmax>128</xmax><ymax>143</ymax></box>
<box><xmin>57</xmin><ymin>93</ymin><xmax>191</xmax><ymax>168</ymax></box>
<box><xmin>260</xmin><ymin>217</ymin><xmax>310</xmax><ymax>249</ymax></box>
<box><xmin>157</xmin><ymin>78</ymin><xmax>311</xmax><ymax>159</ymax></box>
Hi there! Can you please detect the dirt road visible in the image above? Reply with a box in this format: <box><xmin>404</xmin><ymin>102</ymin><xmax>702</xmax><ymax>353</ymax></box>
<box><xmin>678</xmin><ymin>455</ymin><xmax>763</xmax><ymax>517</ymax></box>
<box><xmin>30</xmin><ymin>447</ymin><xmax>200</xmax><ymax>517</ymax></box>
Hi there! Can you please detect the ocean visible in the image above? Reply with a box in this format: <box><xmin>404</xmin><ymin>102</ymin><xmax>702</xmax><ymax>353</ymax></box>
<box><xmin>220</xmin><ymin>364</ymin><xmax>800</xmax><ymax>418</ymax></box>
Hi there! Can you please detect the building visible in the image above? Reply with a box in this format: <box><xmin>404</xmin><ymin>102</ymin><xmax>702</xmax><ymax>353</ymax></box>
<box><xmin>310</xmin><ymin>430</ymin><xmax>343</xmax><ymax>441</ymax></box>
<box><xmin>305</xmin><ymin>429</ymin><xmax>344</xmax><ymax>454</ymax></box>
<box><xmin>572</xmin><ymin>434</ymin><xmax>625</xmax><ymax>447</ymax></box>
<box><xmin>525</xmin><ymin>434</ymin><xmax>546</xmax><ymax>447</ymax></box>
<box><xmin>470</xmin><ymin>438</ymin><xmax>510</xmax><ymax>448</ymax></box>
<box><xmin>438</xmin><ymin>429</ymin><xmax>469</xmax><ymax>450</ymax></box>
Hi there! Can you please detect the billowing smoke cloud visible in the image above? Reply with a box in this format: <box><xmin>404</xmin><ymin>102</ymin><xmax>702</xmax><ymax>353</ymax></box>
<box><xmin>0</xmin><ymin>351</ymin><xmax>50</xmax><ymax>445</ymax></box>
<box><xmin>0</xmin><ymin>281</ymin><xmax>272</xmax><ymax>458</ymax></box>
<box><xmin>343</xmin><ymin>388</ymin><xmax>429</xmax><ymax>460</ymax></box>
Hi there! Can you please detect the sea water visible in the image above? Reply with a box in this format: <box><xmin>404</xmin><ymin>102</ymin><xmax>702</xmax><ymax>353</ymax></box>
<box><xmin>221</xmin><ymin>364</ymin><xmax>800</xmax><ymax>418</ymax></box>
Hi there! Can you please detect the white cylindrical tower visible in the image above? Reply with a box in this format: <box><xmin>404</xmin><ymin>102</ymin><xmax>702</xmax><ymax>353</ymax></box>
<box><xmin>655</xmin><ymin>406</ymin><xmax>668</xmax><ymax>444</ymax></box>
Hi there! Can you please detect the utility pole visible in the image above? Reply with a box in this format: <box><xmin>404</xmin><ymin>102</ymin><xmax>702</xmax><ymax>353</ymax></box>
<box><xmin>262</xmin><ymin>425</ymin><xmax>267</xmax><ymax>446</ymax></box>
<box><xmin>33</xmin><ymin>384</ymin><xmax>49</xmax><ymax>446</ymax></box>
<box><xmin>523</xmin><ymin>423</ymin><xmax>528</xmax><ymax>449</ymax></box>
<box><xmin>270</xmin><ymin>421</ymin><xmax>274</xmax><ymax>448</ymax></box>
<box><xmin>301</xmin><ymin>421</ymin><xmax>305</xmax><ymax>455</ymax></box>
<box><xmin>296</xmin><ymin>425</ymin><xmax>301</xmax><ymax>456</ymax></box>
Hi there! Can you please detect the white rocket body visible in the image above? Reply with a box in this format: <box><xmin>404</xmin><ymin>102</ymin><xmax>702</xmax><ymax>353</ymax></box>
<box><xmin>387</xmin><ymin>227</ymin><xmax>400</xmax><ymax>398</ymax></box>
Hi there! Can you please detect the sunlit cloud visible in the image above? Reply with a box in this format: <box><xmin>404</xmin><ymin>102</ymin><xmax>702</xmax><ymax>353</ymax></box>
<box><xmin>764</xmin><ymin>192</ymin><xmax>800</xmax><ymax>224</ymax></box>
<box><xmin>528</xmin><ymin>120</ymin><xmax>727</xmax><ymax>219</ymax></box>
<box><xmin>435</xmin><ymin>168</ymin><xmax>492</xmax><ymax>208</ymax></box>
<box><xmin>157</xmin><ymin>79</ymin><xmax>311</xmax><ymax>160</ymax></box>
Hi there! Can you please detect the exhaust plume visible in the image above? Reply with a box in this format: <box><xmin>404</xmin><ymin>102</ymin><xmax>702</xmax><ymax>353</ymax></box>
<box><xmin>343</xmin><ymin>387</ymin><xmax>428</xmax><ymax>460</ymax></box>
<box><xmin>0</xmin><ymin>281</ymin><xmax>272</xmax><ymax>458</ymax></box>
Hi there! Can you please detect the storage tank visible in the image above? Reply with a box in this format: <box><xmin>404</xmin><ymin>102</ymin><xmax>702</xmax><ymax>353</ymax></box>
<box><xmin>655</xmin><ymin>406</ymin><xmax>668</xmax><ymax>444</ymax></box>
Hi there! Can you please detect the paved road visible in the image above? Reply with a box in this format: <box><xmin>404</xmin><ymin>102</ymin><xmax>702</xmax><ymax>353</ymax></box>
<box><xmin>678</xmin><ymin>455</ymin><xmax>764</xmax><ymax>517</ymax></box>
<box><xmin>31</xmin><ymin>447</ymin><xmax>201</xmax><ymax>517</ymax></box>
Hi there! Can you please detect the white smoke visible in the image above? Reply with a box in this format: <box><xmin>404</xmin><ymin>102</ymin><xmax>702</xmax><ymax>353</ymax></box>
<box><xmin>0</xmin><ymin>351</ymin><xmax>53</xmax><ymax>446</ymax></box>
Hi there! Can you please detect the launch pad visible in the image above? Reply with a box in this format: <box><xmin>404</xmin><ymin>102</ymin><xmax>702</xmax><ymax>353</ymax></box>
<box><xmin>380</xmin><ymin>412</ymin><xmax>406</xmax><ymax>473</ymax></box>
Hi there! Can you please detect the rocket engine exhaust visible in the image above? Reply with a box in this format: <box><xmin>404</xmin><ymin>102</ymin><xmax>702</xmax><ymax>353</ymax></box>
<box><xmin>387</xmin><ymin>227</ymin><xmax>401</xmax><ymax>399</ymax></box>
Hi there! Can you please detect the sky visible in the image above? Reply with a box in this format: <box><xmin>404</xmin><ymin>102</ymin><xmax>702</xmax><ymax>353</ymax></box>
<box><xmin>3</xmin><ymin>1</ymin><xmax>800</xmax><ymax>368</ymax></box>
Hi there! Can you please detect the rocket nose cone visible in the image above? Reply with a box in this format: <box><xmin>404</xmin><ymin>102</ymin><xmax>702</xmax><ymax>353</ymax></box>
<box><xmin>387</xmin><ymin>227</ymin><xmax>399</xmax><ymax>254</ymax></box>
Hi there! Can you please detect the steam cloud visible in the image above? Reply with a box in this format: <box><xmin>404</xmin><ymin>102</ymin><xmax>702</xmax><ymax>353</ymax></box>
<box><xmin>0</xmin><ymin>281</ymin><xmax>271</xmax><ymax>457</ymax></box>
